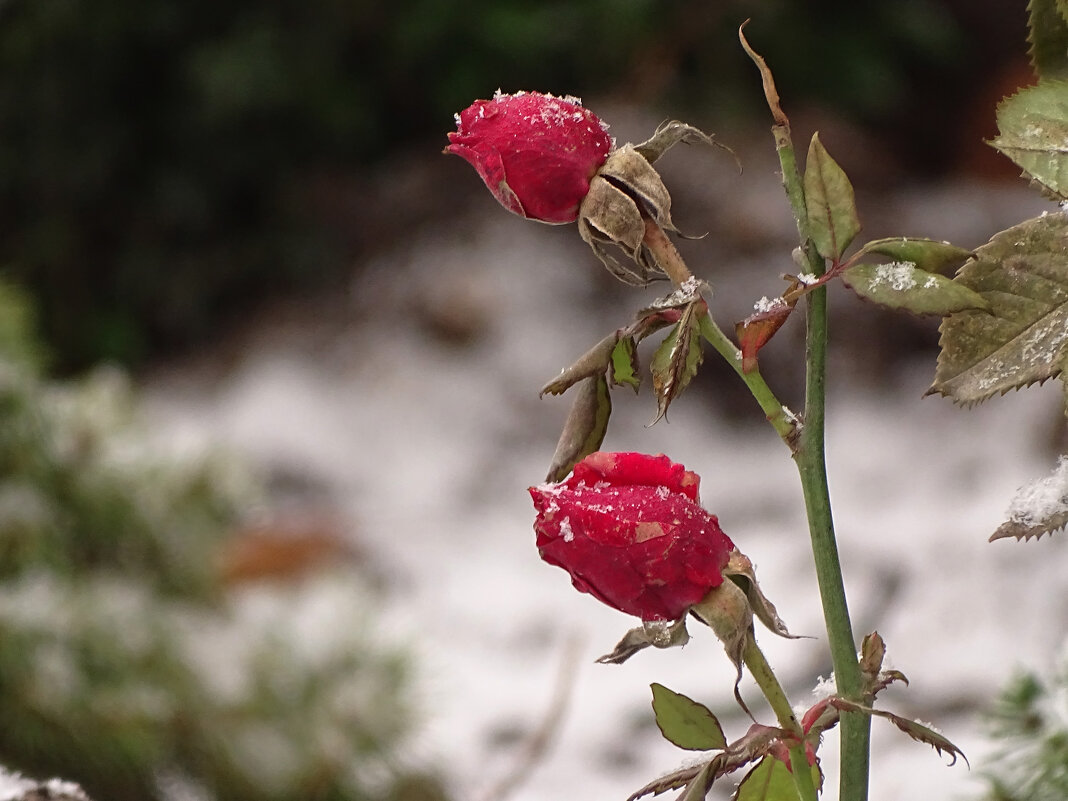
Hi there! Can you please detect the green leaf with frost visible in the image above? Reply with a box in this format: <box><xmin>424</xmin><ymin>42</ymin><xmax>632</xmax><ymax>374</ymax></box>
<box><xmin>1028</xmin><ymin>0</ymin><xmax>1068</xmax><ymax>80</ymax></box>
<box><xmin>804</xmin><ymin>133</ymin><xmax>859</xmax><ymax>261</ymax></box>
<box><xmin>991</xmin><ymin>82</ymin><xmax>1068</xmax><ymax>200</ymax></box>
<box><xmin>650</xmin><ymin>300</ymin><xmax>703</xmax><ymax>423</ymax></box>
<box><xmin>929</xmin><ymin>213</ymin><xmax>1068</xmax><ymax>404</ymax></box>
<box><xmin>842</xmin><ymin>262</ymin><xmax>988</xmax><ymax>316</ymax></box>
<box><xmin>990</xmin><ymin>454</ymin><xmax>1068</xmax><ymax>541</ymax></box>
<box><xmin>858</xmin><ymin>237</ymin><xmax>973</xmax><ymax>274</ymax></box>
<box><xmin>545</xmin><ymin>374</ymin><xmax>610</xmax><ymax>482</ymax></box>
<box><xmin>650</xmin><ymin>683</ymin><xmax>727</xmax><ymax>751</ymax></box>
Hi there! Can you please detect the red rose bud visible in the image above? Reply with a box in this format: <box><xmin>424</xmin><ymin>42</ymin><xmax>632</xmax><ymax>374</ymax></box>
<box><xmin>445</xmin><ymin>90</ymin><xmax>612</xmax><ymax>224</ymax></box>
<box><xmin>529</xmin><ymin>452</ymin><xmax>735</xmax><ymax>621</ymax></box>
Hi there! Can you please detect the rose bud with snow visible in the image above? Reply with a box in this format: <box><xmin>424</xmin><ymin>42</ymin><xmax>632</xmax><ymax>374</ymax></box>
<box><xmin>444</xmin><ymin>90</ymin><xmax>613</xmax><ymax>224</ymax></box>
<box><xmin>529</xmin><ymin>451</ymin><xmax>734</xmax><ymax>622</ymax></box>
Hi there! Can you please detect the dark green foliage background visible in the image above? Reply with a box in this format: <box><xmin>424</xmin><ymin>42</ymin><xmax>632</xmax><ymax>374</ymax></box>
<box><xmin>0</xmin><ymin>0</ymin><xmax>1019</xmax><ymax>369</ymax></box>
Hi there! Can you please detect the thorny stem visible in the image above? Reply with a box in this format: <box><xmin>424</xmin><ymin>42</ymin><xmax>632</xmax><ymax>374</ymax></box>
<box><xmin>774</xmin><ymin>120</ymin><xmax>870</xmax><ymax>800</ymax></box>
<box><xmin>741</xmin><ymin>632</ymin><xmax>818</xmax><ymax>801</ymax></box>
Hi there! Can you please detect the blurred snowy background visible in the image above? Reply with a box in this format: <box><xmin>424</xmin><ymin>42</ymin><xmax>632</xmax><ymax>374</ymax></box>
<box><xmin>2</xmin><ymin>2</ymin><xmax>1066</xmax><ymax>801</ymax></box>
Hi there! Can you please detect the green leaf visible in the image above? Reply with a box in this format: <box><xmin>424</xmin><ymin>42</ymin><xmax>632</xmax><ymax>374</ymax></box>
<box><xmin>929</xmin><ymin>213</ymin><xmax>1068</xmax><ymax>404</ymax></box>
<box><xmin>650</xmin><ymin>300</ymin><xmax>704</xmax><ymax>423</ymax></box>
<box><xmin>804</xmin><ymin>133</ymin><xmax>860</xmax><ymax>261</ymax></box>
<box><xmin>610</xmin><ymin>335</ymin><xmax>641</xmax><ymax>391</ymax></box>
<box><xmin>991</xmin><ymin>82</ymin><xmax>1068</xmax><ymax>200</ymax></box>
<box><xmin>841</xmin><ymin>262</ymin><xmax>988</xmax><ymax>316</ymax></box>
<box><xmin>858</xmin><ymin>237</ymin><xmax>974</xmax><ymax>275</ymax></box>
<box><xmin>650</xmin><ymin>683</ymin><xmax>727</xmax><ymax>751</ymax></box>
<box><xmin>1028</xmin><ymin>0</ymin><xmax>1068</xmax><ymax>80</ymax></box>
<box><xmin>734</xmin><ymin>756</ymin><xmax>819</xmax><ymax>801</ymax></box>
<box><xmin>544</xmin><ymin>374</ymin><xmax>611</xmax><ymax>482</ymax></box>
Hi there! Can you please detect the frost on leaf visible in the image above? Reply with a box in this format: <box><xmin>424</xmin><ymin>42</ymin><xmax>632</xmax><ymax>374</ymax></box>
<box><xmin>928</xmin><ymin>213</ymin><xmax>1068</xmax><ymax>405</ymax></box>
<box><xmin>841</xmin><ymin>261</ymin><xmax>988</xmax><ymax>316</ymax></box>
<box><xmin>990</xmin><ymin>81</ymin><xmax>1068</xmax><ymax>200</ymax></box>
<box><xmin>857</xmin><ymin>237</ymin><xmax>974</xmax><ymax>275</ymax></box>
<box><xmin>991</xmin><ymin>455</ymin><xmax>1068</xmax><ymax>541</ymax></box>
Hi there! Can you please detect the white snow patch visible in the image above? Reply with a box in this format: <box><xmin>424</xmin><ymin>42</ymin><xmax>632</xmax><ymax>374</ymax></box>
<box><xmin>872</xmin><ymin>262</ymin><xmax>918</xmax><ymax>291</ymax></box>
<box><xmin>1006</xmin><ymin>455</ymin><xmax>1068</xmax><ymax>526</ymax></box>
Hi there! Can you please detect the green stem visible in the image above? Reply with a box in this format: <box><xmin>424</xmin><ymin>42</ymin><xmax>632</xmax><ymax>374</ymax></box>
<box><xmin>640</xmin><ymin>216</ymin><xmax>800</xmax><ymax>445</ymax></box>
<box><xmin>697</xmin><ymin>314</ymin><xmax>798</xmax><ymax>445</ymax></box>
<box><xmin>774</xmin><ymin>122</ymin><xmax>870</xmax><ymax>801</ymax></box>
<box><xmin>742</xmin><ymin>632</ymin><xmax>818</xmax><ymax>801</ymax></box>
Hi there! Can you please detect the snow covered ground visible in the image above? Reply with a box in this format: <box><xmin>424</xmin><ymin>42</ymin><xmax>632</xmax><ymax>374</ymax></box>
<box><xmin>143</xmin><ymin>162</ymin><xmax>1067</xmax><ymax>801</ymax></box>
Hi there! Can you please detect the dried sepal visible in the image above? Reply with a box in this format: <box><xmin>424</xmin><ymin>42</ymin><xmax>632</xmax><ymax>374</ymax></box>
<box><xmin>578</xmin><ymin>174</ymin><xmax>658</xmax><ymax>285</ymax></box>
<box><xmin>721</xmin><ymin>550</ymin><xmax>800</xmax><ymax>640</ymax></box>
<box><xmin>596</xmin><ymin>617</ymin><xmax>691</xmax><ymax>664</ymax></box>
<box><xmin>634</xmin><ymin>120</ymin><xmax>740</xmax><ymax>171</ymax></box>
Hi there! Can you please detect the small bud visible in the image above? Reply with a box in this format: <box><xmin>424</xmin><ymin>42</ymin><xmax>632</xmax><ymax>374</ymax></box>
<box><xmin>445</xmin><ymin>91</ymin><xmax>612</xmax><ymax>224</ymax></box>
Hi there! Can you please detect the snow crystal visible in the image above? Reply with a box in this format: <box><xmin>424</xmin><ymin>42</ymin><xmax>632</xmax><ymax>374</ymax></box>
<box><xmin>810</xmin><ymin>672</ymin><xmax>837</xmax><ymax>701</ymax></box>
<box><xmin>797</xmin><ymin>273</ymin><xmax>818</xmax><ymax>285</ymax></box>
<box><xmin>559</xmin><ymin>517</ymin><xmax>574</xmax><ymax>542</ymax></box>
<box><xmin>871</xmin><ymin>262</ymin><xmax>918</xmax><ymax>291</ymax></box>
<box><xmin>1006</xmin><ymin>455</ymin><xmax>1068</xmax><ymax>525</ymax></box>
<box><xmin>753</xmin><ymin>296</ymin><xmax>786</xmax><ymax>313</ymax></box>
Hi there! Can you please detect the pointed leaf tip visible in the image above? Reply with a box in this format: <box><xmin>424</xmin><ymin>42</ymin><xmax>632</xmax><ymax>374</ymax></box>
<box><xmin>650</xmin><ymin>683</ymin><xmax>728</xmax><ymax>751</ymax></box>
<box><xmin>804</xmin><ymin>133</ymin><xmax>860</xmax><ymax>261</ymax></box>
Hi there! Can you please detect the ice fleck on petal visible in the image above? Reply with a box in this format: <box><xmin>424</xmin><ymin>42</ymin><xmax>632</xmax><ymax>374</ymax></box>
<box><xmin>559</xmin><ymin>517</ymin><xmax>575</xmax><ymax>542</ymax></box>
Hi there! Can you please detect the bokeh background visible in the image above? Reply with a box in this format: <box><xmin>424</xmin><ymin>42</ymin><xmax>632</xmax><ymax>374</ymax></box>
<box><xmin>3</xmin><ymin>2</ymin><xmax>1066</xmax><ymax>801</ymax></box>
